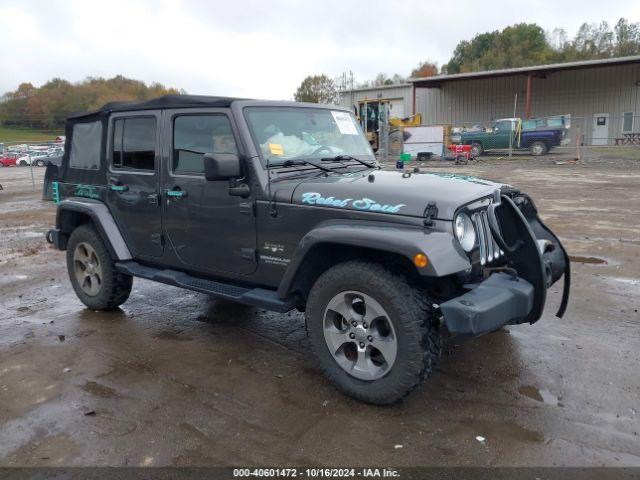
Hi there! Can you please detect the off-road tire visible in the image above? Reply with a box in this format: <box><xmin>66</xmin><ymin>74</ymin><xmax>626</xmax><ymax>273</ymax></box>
<box><xmin>306</xmin><ymin>261</ymin><xmax>442</xmax><ymax>405</ymax></box>
<box><xmin>470</xmin><ymin>142</ymin><xmax>483</xmax><ymax>157</ymax></box>
<box><xmin>66</xmin><ymin>224</ymin><xmax>132</xmax><ymax>310</ymax></box>
<box><xmin>529</xmin><ymin>141</ymin><xmax>548</xmax><ymax>156</ymax></box>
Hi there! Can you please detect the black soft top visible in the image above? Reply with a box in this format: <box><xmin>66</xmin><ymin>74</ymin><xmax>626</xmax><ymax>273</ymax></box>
<box><xmin>68</xmin><ymin>94</ymin><xmax>248</xmax><ymax>119</ymax></box>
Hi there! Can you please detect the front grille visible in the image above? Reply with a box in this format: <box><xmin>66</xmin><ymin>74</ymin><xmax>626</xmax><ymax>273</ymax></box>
<box><xmin>472</xmin><ymin>210</ymin><xmax>504</xmax><ymax>265</ymax></box>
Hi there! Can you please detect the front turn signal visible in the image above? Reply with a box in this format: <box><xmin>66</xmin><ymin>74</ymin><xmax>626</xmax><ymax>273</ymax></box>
<box><xmin>413</xmin><ymin>253</ymin><xmax>429</xmax><ymax>268</ymax></box>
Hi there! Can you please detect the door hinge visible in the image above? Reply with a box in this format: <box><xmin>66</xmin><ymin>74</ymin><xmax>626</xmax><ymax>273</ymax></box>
<box><xmin>148</xmin><ymin>193</ymin><xmax>160</xmax><ymax>205</ymax></box>
<box><xmin>239</xmin><ymin>201</ymin><xmax>255</xmax><ymax>216</ymax></box>
<box><xmin>151</xmin><ymin>233</ymin><xmax>164</xmax><ymax>246</ymax></box>
<box><xmin>241</xmin><ymin>248</ymin><xmax>257</xmax><ymax>262</ymax></box>
<box><xmin>424</xmin><ymin>201</ymin><xmax>438</xmax><ymax>227</ymax></box>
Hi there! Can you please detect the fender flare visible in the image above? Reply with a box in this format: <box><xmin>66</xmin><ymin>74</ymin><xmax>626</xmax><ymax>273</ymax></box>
<box><xmin>55</xmin><ymin>197</ymin><xmax>132</xmax><ymax>260</ymax></box>
<box><xmin>277</xmin><ymin>220</ymin><xmax>471</xmax><ymax>298</ymax></box>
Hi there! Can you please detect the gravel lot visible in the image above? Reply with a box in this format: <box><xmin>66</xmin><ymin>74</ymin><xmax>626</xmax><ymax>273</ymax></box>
<box><xmin>0</xmin><ymin>159</ymin><xmax>638</xmax><ymax>467</ymax></box>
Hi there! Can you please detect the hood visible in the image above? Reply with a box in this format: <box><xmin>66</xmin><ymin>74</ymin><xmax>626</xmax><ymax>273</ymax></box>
<box><xmin>281</xmin><ymin>169</ymin><xmax>502</xmax><ymax>220</ymax></box>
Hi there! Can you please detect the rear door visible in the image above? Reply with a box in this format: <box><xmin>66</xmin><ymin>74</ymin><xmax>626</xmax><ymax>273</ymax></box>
<box><xmin>161</xmin><ymin>109</ymin><xmax>257</xmax><ymax>275</ymax></box>
<box><xmin>106</xmin><ymin>111</ymin><xmax>163</xmax><ymax>259</ymax></box>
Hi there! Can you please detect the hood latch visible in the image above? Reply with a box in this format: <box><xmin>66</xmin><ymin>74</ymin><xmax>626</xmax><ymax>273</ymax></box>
<box><xmin>423</xmin><ymin>201</ymin><xmax>438</xmax><ymax>227</ymax></box>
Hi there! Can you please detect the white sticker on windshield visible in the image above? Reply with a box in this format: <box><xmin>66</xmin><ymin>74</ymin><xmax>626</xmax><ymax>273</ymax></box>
<box><xmin>331</xmin><ymin>111</ymin><xmax>359</xmax><ymax>135</ymax></box>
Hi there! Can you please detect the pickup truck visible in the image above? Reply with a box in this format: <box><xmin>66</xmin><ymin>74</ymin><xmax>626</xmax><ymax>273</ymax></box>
<box><xmin>452</xmin><ymin>118</ymin><xmax>564</xmax><ymax>156</ymax></box>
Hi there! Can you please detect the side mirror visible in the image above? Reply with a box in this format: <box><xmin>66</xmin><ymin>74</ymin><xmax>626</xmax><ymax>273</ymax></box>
<box><xmin>203</xmin><ymin>153</ymin><xmax>241</xmax><ymax>181</ymax></box>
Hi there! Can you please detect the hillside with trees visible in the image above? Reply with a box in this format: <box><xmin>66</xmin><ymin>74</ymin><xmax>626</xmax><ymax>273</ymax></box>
<box><xmin>445</xmin><ymin>18</ymin><xmax>640</xmax><ymax>74</ymax></box>
<box><xmin>0</xmin><ymin>76</ymin><xmax>180</xmax><ymax>130</ymax></box>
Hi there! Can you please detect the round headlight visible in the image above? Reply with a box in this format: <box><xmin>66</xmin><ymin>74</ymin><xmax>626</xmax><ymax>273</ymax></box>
<box><xmin>454</xmin><ymin>212</ymin><xmax>476</xmax><ymax>252</ymax></box>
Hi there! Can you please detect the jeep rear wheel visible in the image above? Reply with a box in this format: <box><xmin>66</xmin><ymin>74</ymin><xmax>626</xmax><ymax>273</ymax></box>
<box><xmin>66</xmin><ymin>224</ymin><xmax>132</xmax><ymax>310</ymax></box>
<box><xmin>306</xmin><ymin>261</ymin><xmax>442</xmax><ymax>404</ymax></box>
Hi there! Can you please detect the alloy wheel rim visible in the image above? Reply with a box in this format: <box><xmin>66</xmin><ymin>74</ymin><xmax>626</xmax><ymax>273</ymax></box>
<box><xmin>322</xmin><ymin>290</ymin><xmax>397</xmax><ymax>381</ymax></box>
<box><xmin>73</xmin><ymin>242</ymin><xmax>102</xmax><ymax>296</ymax></box>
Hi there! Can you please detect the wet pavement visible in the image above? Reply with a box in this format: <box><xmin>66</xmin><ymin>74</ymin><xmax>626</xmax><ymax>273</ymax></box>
<box><xmin>0</xmin><ymin>161</ymin><xmax>639</xmax><ymax>466</ymax></box>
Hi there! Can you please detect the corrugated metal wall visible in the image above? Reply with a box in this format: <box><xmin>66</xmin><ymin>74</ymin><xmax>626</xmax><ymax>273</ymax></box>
<box><xmin>338</xmin><ymin>84</ymin><xmax>413</xmax><ymax>119</ymax></box>
<box><xmin>415</xmin><ymin>62</ymin><xmax>640</xmax><ymax>145</ymax></box>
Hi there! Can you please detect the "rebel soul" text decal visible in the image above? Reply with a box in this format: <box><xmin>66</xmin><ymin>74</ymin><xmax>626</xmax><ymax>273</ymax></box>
<box><xmin>301</xmin><ymin>192</ymin><xmax>405</xmax><ymax>213</ymax></box>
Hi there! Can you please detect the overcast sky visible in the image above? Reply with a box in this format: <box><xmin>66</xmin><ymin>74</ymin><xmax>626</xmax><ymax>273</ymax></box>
<box><xmin>1</xmin><ymin>0</ymin><xmax>639</xmax><ymax>99</ymax></box>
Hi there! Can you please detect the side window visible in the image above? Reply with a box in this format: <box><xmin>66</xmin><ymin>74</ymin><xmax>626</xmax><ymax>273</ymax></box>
<box><xmin>622</xmin><ymin>112</ymin><xmax>634</xmax><ymax>133</ymax></box>
<box><xmin>112</xmin><ymin>116</ymin><xmax>156</xmax><ymax>171</ymax></box>
<box><xmin>495</xmin><ymin>121</ymin><xmax>511</xmax><ymax>132</ymax></box>
<box><xmin>173</xmin><ymin>114</ymin><xmax>238</xmax><ymax>175</ymax></box>
<box><xmin>69</xmin><ymin>120</ymin><xmax>102</xmax><ymax>170</ymax></box>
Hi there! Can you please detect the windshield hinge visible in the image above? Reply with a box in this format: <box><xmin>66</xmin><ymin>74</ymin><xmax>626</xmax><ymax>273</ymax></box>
<box><xmin>423</xmin><ymin>201</ymin><xmax>438</xmax><ymax>227</ymax></box>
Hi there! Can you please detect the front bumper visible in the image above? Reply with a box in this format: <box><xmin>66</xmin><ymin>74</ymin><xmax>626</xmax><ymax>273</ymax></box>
<box><xmin>440</xmin><ymin>272</ymin><xmax>534</xmax><ymax>336</ymax></box>
<box><xmin>440</xmin><ymin>189</ymin><xmax>570</xmax><ymax>337</ymax></box>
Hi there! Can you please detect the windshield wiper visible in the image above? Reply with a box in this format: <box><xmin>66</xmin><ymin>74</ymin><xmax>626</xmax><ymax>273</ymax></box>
<box><xmin>320</xmin><ymin>155</ymin><xmax>378</xmax><ymax>169</ymax></box>
<box><xmin>271</xmin><ymin>159</ymin><xmax>335</xmax><ymax>173</ymax></box>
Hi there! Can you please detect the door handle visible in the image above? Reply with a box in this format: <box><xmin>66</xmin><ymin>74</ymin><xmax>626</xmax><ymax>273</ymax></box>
<box><xmin>165</xmin><ymin>187</ymin><xmax>187</xmax><ymax>198</ymax></box>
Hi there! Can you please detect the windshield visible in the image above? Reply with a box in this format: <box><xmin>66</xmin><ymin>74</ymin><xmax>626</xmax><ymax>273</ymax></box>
<box><xmin>244</xmin><ymin>107</ymin><xmax>375</xmax><ymax>166</ymax></box>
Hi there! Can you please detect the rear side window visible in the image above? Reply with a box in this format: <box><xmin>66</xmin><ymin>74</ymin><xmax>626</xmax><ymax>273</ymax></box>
<box><xmin>69</xmin><ymin>121</ymin><xmax>102</xmax><ymax>170</ymax></box>
<box><xmin>173</xmin><ymin>114</ymin><xmax>238</xmax><ymax>175</ymax></box>
<box><xmin>112</xmin><ymin>117</ymin><xmax>156</xmax><ymax>171</ymax></box>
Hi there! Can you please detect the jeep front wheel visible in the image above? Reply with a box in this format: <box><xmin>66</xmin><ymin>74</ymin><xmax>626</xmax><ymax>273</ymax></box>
<box><xmin>306</xmin><ymin>261</ymin><xmax>442</xmax><ymax>404</ymax></box>
<box><xmin>66</xmin><ymin>224</ymin><xmax>132</xmax><ymax>310</ymax></box>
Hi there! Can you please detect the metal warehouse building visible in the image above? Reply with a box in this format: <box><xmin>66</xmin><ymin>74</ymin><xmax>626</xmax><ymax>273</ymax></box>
<box><xmin>338</xmin><ymin>55</ymin><xmax>640</xmax><ymax>146</ymax></box>
<box><xmin>337</xmin><ymin>83</ymin><xmax>413</xmax><ymax>120</ymax></box>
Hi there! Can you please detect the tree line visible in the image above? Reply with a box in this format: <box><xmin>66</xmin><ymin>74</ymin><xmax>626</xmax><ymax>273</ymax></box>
<box><xmin>295</xmin><ymin>17</ymin><xmax>640</xmax><ymax>103</ymax></box>
<box><xmin>446</xmin><ymin>18</ymin><xmax>640</xmax><ymax>74</ymax></box>
<box><xmin>0</xmin><ymin>76</ymin><xmax>180</xmax><ymax>130</ymax></box>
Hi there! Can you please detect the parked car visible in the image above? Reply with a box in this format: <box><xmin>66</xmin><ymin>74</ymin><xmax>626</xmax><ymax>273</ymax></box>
<box><xmin>16</xmin><ymin>153</ymin><xmax>52</xmax><ymax>167</ymax></box>
<box><xmin>46</xmin><ymin>95</ymin><xmax>570</xmax><ymax>404</ymax></box>
<box><xmin>16</xmin><ymin>155</ymin><xmax>32</xmax><ymax>166</ymax></box>
<box><xmin>452</xmin><ymin>118</ymin><xmax>564</xmax><ymax>156</ymax></box>
<box><xmin>0</xmin><ymin>153</ymin><xmax>19</xmax><ymax>167</ymax></box>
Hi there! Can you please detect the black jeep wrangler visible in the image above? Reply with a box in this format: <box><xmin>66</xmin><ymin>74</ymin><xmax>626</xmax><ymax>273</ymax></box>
<box><xmin>47</xmin><ymin>95</ymin><xmax>570</xmax><ymax>404</ymax></box>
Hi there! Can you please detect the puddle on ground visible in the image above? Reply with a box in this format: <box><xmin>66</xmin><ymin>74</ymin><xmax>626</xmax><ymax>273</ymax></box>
<box><xmin>153</xmin><ymin>329</ymin><xmax>194</xmax><ymax>342</ymax></box>
<box><xmin>81</xmin><ymin>381</ymin><xmax>117</xmax><ymax>398</ymax></box>
<box><xmin>569</xmin><ymin>255</ymin><xmax>608</xmax><ymax>265</ymax></box>
<box><xmin>605</xmin><ymin>276</ymin><xmax>639</xmax><ymax>286</ymax></box>
<box><xmin>518</xmin><ymin>385</ymin><xmax>559</xmax><ymax>405</ymax></box>
<box><xmin>457</xmin><ymin>418</ymin><xmax>545</xmax><ymax>444</ymax></box>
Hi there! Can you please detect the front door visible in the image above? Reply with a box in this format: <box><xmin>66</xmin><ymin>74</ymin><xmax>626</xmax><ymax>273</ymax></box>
<box><xmin>592</xmin><ymin>114</ymin><xmax>609</xmax><ymax>146</ymax></box>
<box><xmin>491</xmin><ymin>120</ymin><xmax>514</xmax><ymax>149</ymax></box>
<box><xmin>106</xmin><ymin>111</ymin><xmax>163</xmax><ymax>259</ymax></box>
<box><xmin>161</xmin><ymin>109</ymin><xmax>257</xmax><ymax>275</ymax></box>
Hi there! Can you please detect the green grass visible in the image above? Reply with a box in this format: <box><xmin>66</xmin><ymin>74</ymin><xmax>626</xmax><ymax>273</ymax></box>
<box><xmin>0</xmin><ymin>126</ymin><xmax>64</xmax><ymax>143</ymax></box>
<box><xmin>587</xmin><ymin>147</ymin><xmax>640</xmax><ymax>160</ymax></box>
